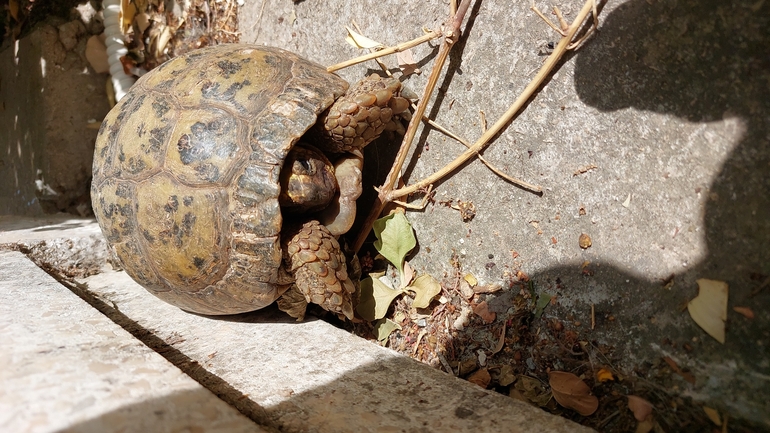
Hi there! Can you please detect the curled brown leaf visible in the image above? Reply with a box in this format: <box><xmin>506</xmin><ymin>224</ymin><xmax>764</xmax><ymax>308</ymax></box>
<box><xmin>548</xmin><ymin>371</ymin><xmax>599</xmax><ymax>416</ymax></box>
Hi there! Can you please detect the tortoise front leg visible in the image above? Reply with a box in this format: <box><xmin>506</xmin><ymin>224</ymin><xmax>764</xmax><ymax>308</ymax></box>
<box><xmin>282</xmin><ymin>220</ymin><xmax>356</xmax><ymax>320</ymax></box>
<box><xmin>312</xmin><ymin>75</ymin><xmax>410</xmax><ymax>154</ymax></box>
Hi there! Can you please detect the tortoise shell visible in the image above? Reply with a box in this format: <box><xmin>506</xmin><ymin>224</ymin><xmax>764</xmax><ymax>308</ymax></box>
<box><xmin>91</xmin><ymin>44</ymin><xmax>349</xmax><ymax>315</ymax></box>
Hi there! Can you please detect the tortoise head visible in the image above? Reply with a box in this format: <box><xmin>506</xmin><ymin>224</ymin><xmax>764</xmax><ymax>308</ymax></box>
<box><xmin>278</xmin><ymin>143</ymin><xmax>338</xmax><ymax>214</ymax></box>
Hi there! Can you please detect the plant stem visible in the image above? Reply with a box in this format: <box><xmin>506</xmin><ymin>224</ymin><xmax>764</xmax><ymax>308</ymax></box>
<box><xmin>351</xmin><ymin>0</ymin><xmax>472</xmax><ymax>253</ymax></box>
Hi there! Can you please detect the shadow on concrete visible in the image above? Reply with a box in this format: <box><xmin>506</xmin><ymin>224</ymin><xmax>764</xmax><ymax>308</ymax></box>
<box><xmin>56</xmin><ymin>388</ymin><xmax>265</xmax><ymax>433</ymax></box>
<box><xmin>498</xmin><ymin>0</ymin><xmax>770</xmax><ymax>426</ymax></box>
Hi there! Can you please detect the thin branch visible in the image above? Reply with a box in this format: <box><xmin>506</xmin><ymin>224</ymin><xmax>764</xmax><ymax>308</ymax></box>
<box><xmin>351</xmin><ymin>0</ymin><xmax>472</xmax><ymax>253</ymax></box>
<box><xmin>327</xmin><ymin>30</ymin><xmax>442</xmax><ymax>72</ymax></box>
<box><xmin>388</xmin><ymin>0</ymin><xmax>598</xmax><ymax>199</ymax></box>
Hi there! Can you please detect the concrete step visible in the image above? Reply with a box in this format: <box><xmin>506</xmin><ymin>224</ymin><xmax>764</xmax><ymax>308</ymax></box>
<box><xmin>0</xmin><ymin>216</ymin><xmax>592</xmax><ymax>432</ymax></box>
<box><xmin>0</xmin><ymin>250</ymin><xmax>268</xmax><ymax>433</ymax></box>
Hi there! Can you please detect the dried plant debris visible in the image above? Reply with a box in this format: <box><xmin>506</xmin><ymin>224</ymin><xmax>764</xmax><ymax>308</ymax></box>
<box><xmin>122</xmin><ymin>0</ymin><xmax>239</xmax><ymax>72</ymax></box>
<box><xmin>3</xmin><ymin>0</ymin><xmax>83</xmax><ymax>42</ymax></box>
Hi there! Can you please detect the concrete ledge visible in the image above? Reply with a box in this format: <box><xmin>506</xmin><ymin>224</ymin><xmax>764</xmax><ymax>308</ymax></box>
<box><xmin>0</xmin><ymin>217</ymin><xmax>591</xmax><ymax>432</ymax></box>
<box><xmin>0</xmin><ymin>250</ymin><xmax>266</xmax><ymax>433</ymax></box>
<box><xmin>79</xmin><ymin>268</ymin><xmax>590</xmax><ymax>433</ymax></box>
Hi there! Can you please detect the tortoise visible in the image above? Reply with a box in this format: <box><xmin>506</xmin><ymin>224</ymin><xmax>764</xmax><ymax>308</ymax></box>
<box><xmin>91</xmin><ymin>44</ymin><xmax>409</xmax><ymax>320</ymax></box>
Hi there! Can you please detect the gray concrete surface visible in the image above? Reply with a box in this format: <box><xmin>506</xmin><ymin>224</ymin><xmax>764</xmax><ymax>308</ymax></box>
<box><xmin>1</xmin><ymin>0</ymin><xmax>766</xmax><ymax>428</ymax></box>
<box><xmin>0</xmin><ymin>7</ymin><xmax>110</xmax><ymax>216</ymax></box>
<box><xmin>0</xmin><ymin>250</ymin><xmax>266</xmax><ymax>433</ymax></box>
<box><xmin>241</xmin><ymin>0</ymin><xmax>769</xmax><ymax>426</ymax></box>
<box><xmin>0</xmin><ymin>218</ymin><xmax>591</xmax><ymax>432</ymax></box>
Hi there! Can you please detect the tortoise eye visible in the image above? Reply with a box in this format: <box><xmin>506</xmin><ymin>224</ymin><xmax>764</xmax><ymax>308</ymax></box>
<box><xmin>294</xmin><ymin>158</ymin><xmax>315</xmax><ymax>175</ymax></box>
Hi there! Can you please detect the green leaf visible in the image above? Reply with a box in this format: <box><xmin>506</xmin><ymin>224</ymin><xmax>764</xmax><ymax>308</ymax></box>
<box><xmin>410</xmin><ymin>274</ymin><xmax>442</xmax><ymax>309</ymax></box>
<box><xmin>534</xmin><ymin>292</ymin><xmax>551</xmax><ymax>319</ymax></box>
<box><xmin>356</xmin><ymin>277</ymin><xmax>404</xmax><ymax>321</ymax></box>
<box><xmin>373</xmin><ymin>212</ymin><xmax>416</xmax><ymax>275</ymax></box>
<box><xmin>373</xmin><ymin>318</ymin><xmax>402</xmax><ymax>342</ymax></box>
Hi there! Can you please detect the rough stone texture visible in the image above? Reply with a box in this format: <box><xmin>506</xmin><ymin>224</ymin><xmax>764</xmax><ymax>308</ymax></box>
<box><xmin>0</xmin><ymin>10</ymin><xmax>110</xmax><ymax>216</ymax></box>
<box><xmin>0</xmin><ymin>250</ymin><xmax>267</xmax><ymax>433</ymax></box>
<box><xmin>0</xmin><ymin>218</ymin><xmax>590</xmax><ymax>433</ymax></box>
<box><xmin>240</xmin><ymin>0</ymin><xmax>770</xmax><ymax>426</ymax></box>
<box><xmin>78</xmin><ymin>268</ymin><xmax>590</xmax><ymax>433</ymax></box>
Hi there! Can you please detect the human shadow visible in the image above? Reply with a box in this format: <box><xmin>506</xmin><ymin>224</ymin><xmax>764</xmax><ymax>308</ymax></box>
<box><xmin>525</xmin><ymin>0</ymin><xmax>770</xmax><ymax>425</ymax></box>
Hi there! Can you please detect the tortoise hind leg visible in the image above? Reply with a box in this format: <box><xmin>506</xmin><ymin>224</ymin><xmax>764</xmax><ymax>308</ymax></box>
<box><xmin>282</xmin><ymin>220</ymin><xmax>356</xmax><ymax>320</ymax></box>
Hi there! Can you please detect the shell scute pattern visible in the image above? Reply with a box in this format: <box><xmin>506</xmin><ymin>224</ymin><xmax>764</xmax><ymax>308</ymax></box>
<box><xmin>165</xmin><ymin>107</ymin><xmax>243</xmax><ymax>185</ymax></box>
<box><xmin>92</xmin><ymin>44</ymin><xmax>350</xmax><ymax>315</ymax></box>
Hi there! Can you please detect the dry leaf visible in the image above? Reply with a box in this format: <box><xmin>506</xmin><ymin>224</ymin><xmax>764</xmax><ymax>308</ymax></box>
<box><xmin>492</xmin><ymin>322</ymin><xmax>507</xmax><ymax>354</ymax></box>
<box><xmin>635</xmin><ymin>417</ymin><xmax>655</xmax><ymax>433</ymax></box>
<box><xmin>467</xmin><ymin>368</ymin><xmax>491</xmax><ymax>388</ymax></box>
<box><xmin>472</xmin><ymin>301</ymin><xmax>496</xmax><ymax>324</ymax></box>
<box><xmin>120</xmin><ymin>0</ymin><xmax>136</xmax><ymax>34</ymax></box>
<box><xmin>9</xmin><ymin>0</ymin><xmax>19</xmax><ymax>21</ymax></box>
<box><xmin>396</xmin><ymin>49</ymin><xmax>419</xmax><ymax>75</ymax></box>
<box><xmin>499</xmin><ymin>365</ymin><xmax>516</xmax><ymax>386</ymax></box>
<box><xmin>703</xmin><ymin>406</ymin><xmax>722</xmax><ymax>426</ymax></box>
<box><xmin>134</xmin><ymin>13</ymin><xmax>151</xmax><ymax>34</ymax></box>
<box><xmin>152</xmin><ymin>24</ymin><xmax>173</xmax><ymax>58</ymax></box>
<box><xmin>548</xmin><ymin>371</ymin><xmax>599</xmax><ymax>416</ymax></box>
<box><xmin>688</xmin><ymin>278</ymin><xmax>728</xmax><ymax>343</ymax></box>
<box><xmin>85</xmin><ymin>35</ymin><xmax>109</xmax><ymax>73</ymax></box>
<box><xmin>596</xmin><ymin>368</ymin><xmax>614</xmax><ymax>382</ymax></box>
<box><xmin>663</xmin><ymin>356</ymin><xmax>696</xmax><ymax>384</ymax></box>
<box><xmin>458</xmin><ymin>278</ymin><xmax>474</xmax><ymax>299</ymax></box>
<box><xmin>345</xmin><ymin>26</ymin><xmax>383</xmax><ymax>49</ymax></box>
<box><xmin>733</xmin><ymin>306</ymin><xmax>754</xmax><ymax>319</ymax></box>
<box><xmin>402</xmin><ymin>261</ymin><xmax>415</xmax><ymax>288</ymax></box>
<box><xmin>473</xmin><ymin>283</ymin><xmax>502</xmax><ymax>294</ymax></box>
<box><xmin>622</xmin><ymin>194</ymin><xmax>632</xmax><ymax>208</ymax></box>
<box><xmin>463</xmin><ymin>273</ymin><xmax>478</xmax><ymax>287</ymax></box>
<box><xmin>514</xmin><ymin>376</ymin><xmax>553</xmax><ymax>407</ymax></box>
<box><xmin>627</xmin><ymin>395</ymin><xmax>654</xmax><ymax>421</ymax></box>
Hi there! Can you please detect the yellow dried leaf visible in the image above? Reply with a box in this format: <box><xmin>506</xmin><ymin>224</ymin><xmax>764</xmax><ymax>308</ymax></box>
<box><xmin>473</xmin><ymin>283</ymin><xmax>502</xmax><ymax>294</ymax></box>
<box><xmin>134</xmin><ymin>13</ymin><xmax>151</xmax><ymax>34</ymax></box>
<box><xmin>463</xmin><ymin>273</ymin><xmax>478</xmax><ymax>287</ymax></box>
<box><xmin>410</xmin><ymin>274</ymin><xmax>441</xmax><ymax>309</ymax></box>
<box><xmin>120</xmin><ymin>0</ymin><xmax>136</xmax><ymax>34</ymax></box>
<box><xmin>596</xmin><ymin>368</ymin><xmax>614</xmax><ymax>382</ymax></box>
<box><xmin>687</xmin><ymin>279</ymin><xmax>728</xmax><ymax>343</ymax></box>
<box><xmin>345</xmin><ymin>26</ymin><xmax>383</xmax><ymax>49</ymax></box>
<box><xmin>513</xmin><ymin>375</ymin><xmax>552</xmax><ymax>407</ymax></box>
<box><xmin>703</xmin><ymin>406</ymin><xmax>722</xmax><ymax>426</ymax></box>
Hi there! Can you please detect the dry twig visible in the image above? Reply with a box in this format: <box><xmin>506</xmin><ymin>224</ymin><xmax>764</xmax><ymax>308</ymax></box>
<box><xmin>351</xmin><ymin>0</ymin><xmax>599</xmax><ymax>252</ymax></box>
